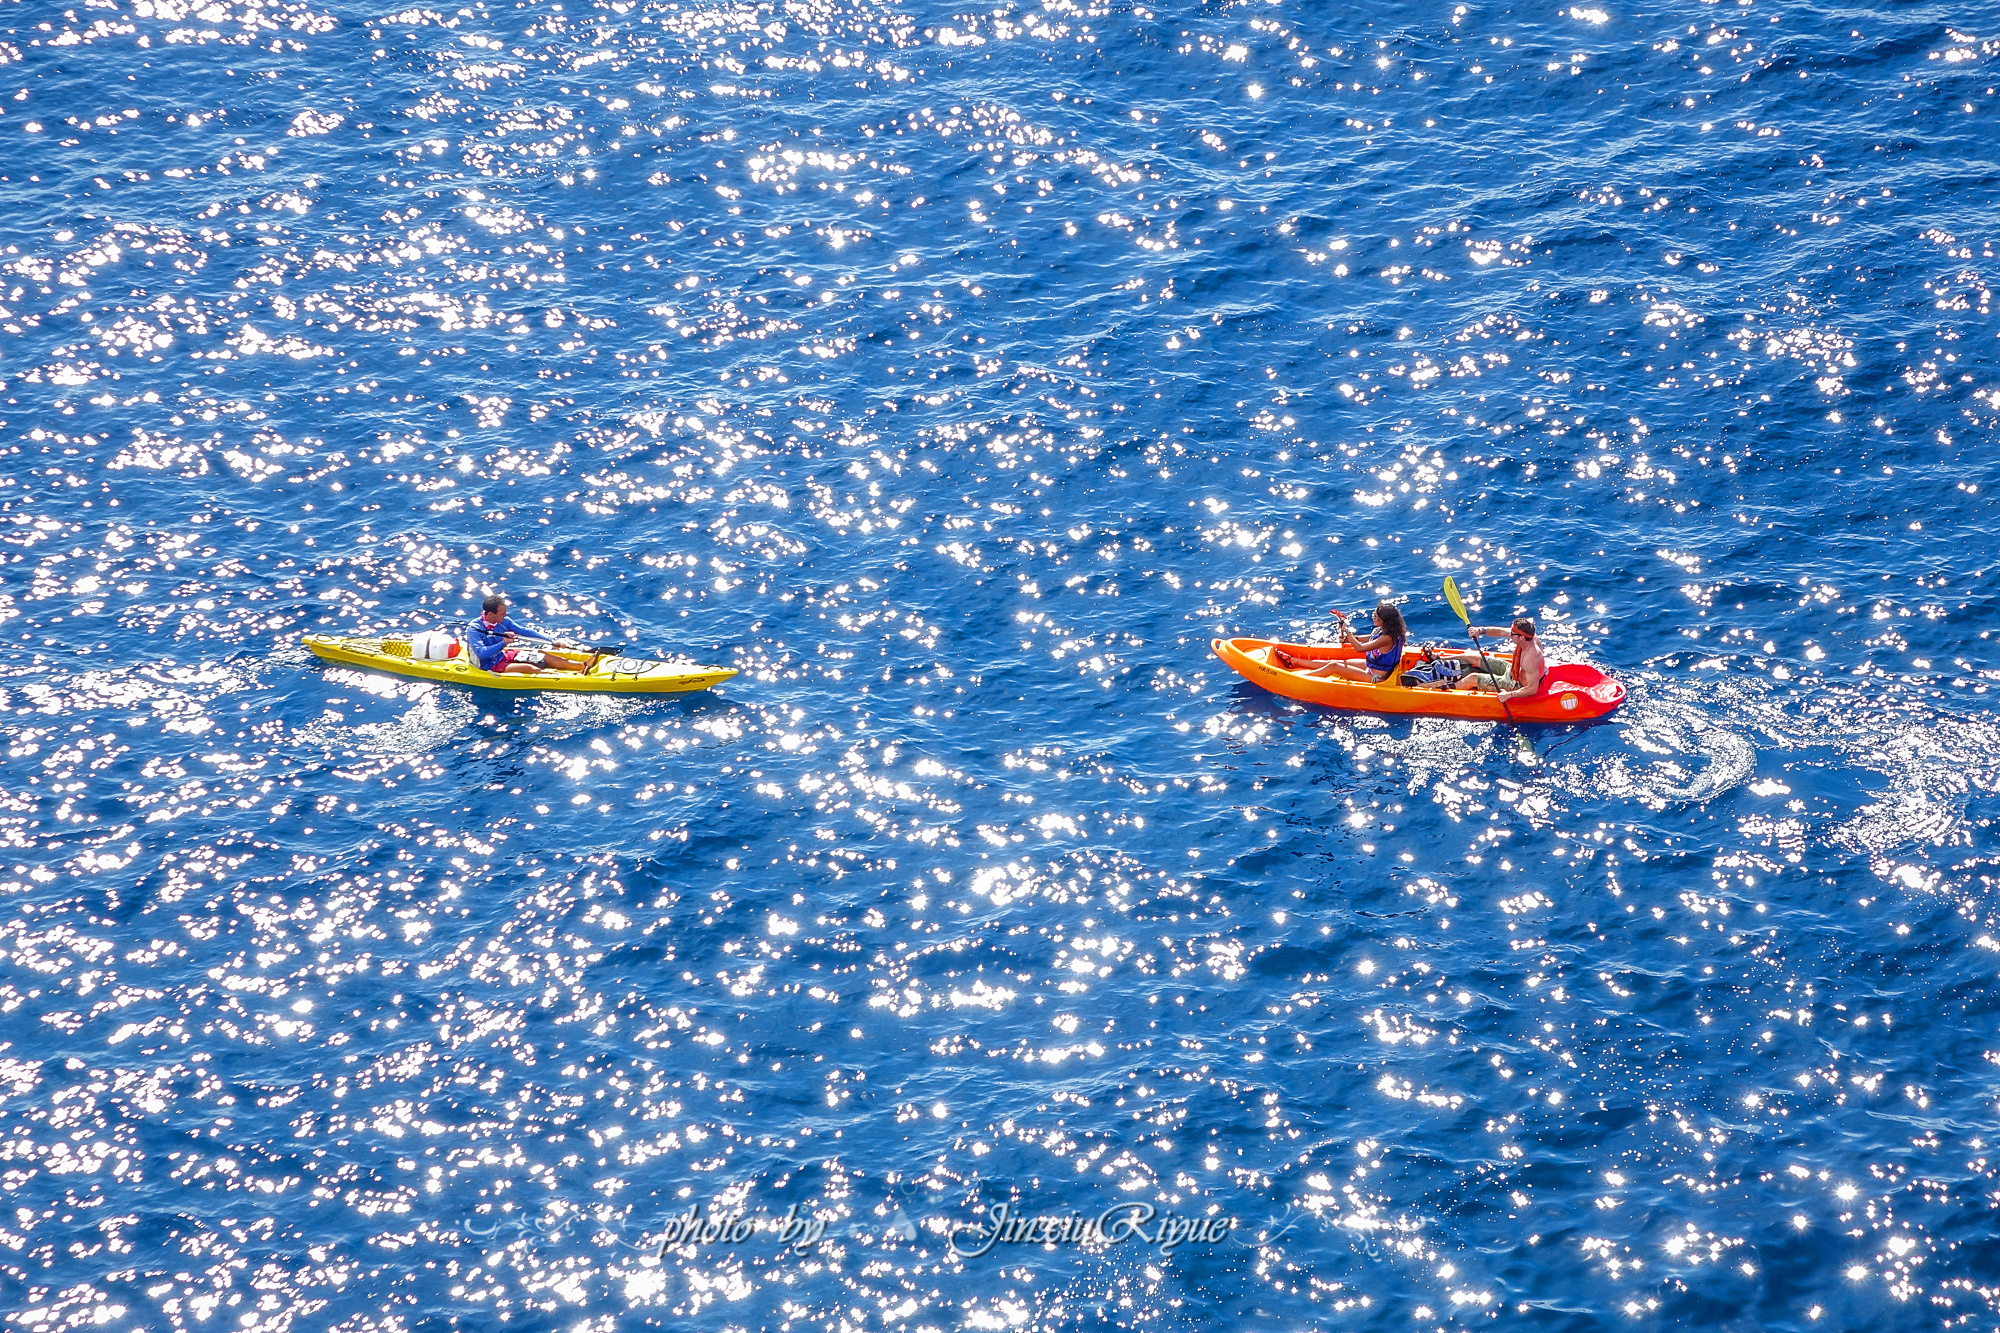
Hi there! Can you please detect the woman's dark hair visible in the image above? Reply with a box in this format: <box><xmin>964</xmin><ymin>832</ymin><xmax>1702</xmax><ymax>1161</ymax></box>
<box><xmin>482</xmin><ymin>593</ymin><xmax>507</xmax><ymax>615</ymax></box>
<box><xmin>1375</xmin><ymin>601</ymin><xmax>1408</xmax><ymax>642</ymax></box>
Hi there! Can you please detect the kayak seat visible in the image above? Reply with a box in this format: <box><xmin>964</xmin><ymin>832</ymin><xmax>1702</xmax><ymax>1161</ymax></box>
<box><xmin>1394</xmin><ymin>646</ymin><xmax>1447</xmax><ymax>687</ymax></box>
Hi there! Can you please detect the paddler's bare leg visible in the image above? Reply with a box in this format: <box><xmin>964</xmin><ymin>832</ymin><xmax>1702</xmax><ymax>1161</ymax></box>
<box><xmin>1274</xmin><ymin>653</ymin><xmax>1376</xmax><ymax>681</ymax></box>
<box><xmin>493</xmin><ymin>648</ymin><xmax>593</xmax><ymax>675</ymax></box>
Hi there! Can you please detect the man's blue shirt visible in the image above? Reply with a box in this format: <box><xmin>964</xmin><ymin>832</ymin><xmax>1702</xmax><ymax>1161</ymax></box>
<box><xmin>465</xmin><ymin>614</ymin><xmax>549</xmax><ymax>671</ymax></box>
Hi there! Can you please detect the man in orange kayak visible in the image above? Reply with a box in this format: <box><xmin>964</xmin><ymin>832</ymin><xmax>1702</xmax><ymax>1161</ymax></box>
<box><xmin>1440</xmin><ymin>618</ymin><xmax>1545</xmax><ymax>698</ymax></box>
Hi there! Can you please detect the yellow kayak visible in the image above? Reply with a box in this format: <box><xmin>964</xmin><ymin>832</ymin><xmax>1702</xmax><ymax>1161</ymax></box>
<box><xmin>302</xmin><ymin>633</ymin><xmax>737</xmax><ymax>694</ymax></box>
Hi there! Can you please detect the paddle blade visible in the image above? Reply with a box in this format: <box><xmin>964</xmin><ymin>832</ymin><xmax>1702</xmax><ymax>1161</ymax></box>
<box><xmin>1442</xmin><ymin>576</ymin><xmax>1470</xmax><ymax>625</ymax></box>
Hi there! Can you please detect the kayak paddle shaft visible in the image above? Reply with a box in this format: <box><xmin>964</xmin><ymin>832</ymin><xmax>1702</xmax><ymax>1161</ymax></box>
<box><xmin>1443</xmin><ymin>576</ymin><xmax>1516</xmax><ymax>728</ymax></box>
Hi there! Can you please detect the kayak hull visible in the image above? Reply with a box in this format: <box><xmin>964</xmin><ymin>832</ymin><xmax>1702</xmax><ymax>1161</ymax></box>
<box><xmin>303</xmin><ymin>634</ymin><xmax>737</xmax><ymax>694</ymax></box>
<box><xmin>1211</xmin><ymin>637</ymin><xmax>1624</xmax><ymax>723</ymax></box>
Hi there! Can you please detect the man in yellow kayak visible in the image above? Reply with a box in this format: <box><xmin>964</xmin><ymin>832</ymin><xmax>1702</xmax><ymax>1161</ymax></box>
<box><xmin>1433</xmin><ymin>618</ymin><xmax>1545</xmax><ymax>699</ymax></box>
<box><xmin>467</xmin><ymin>594</ymin><xmax>594</xmax><ymax>676</ymax></box>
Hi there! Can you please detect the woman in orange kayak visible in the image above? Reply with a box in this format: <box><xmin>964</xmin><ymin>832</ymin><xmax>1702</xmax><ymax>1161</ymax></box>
<box><xmin>1272</xmin><ymin>601</ymin><xmax>1408</xmax><ymax>682</ymax></box>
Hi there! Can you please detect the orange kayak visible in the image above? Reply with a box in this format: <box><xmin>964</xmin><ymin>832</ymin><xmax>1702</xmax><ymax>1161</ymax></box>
<box><xmin>1211</xmin><ymin>637</ymin><xmax>1625</xmax><ymax>722</ymax></box>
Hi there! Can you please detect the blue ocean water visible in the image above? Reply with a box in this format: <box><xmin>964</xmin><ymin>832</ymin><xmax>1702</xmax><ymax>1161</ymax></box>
<box><xmin>1</xmin><ymin>0</ymin><xmax>1998</xmax><ymax>1326</ymax></box>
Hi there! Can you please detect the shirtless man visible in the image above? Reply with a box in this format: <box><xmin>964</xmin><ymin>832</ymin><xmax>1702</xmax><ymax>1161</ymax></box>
<box><xmin>466</xmin><ymin>594</ymin><xmax>594</xmax><ymax>675</ymax></box>
<box><xmin>1445</xmin><ymin>618</ymin><xmax>1545</xmax><ymax>700</ymax></box>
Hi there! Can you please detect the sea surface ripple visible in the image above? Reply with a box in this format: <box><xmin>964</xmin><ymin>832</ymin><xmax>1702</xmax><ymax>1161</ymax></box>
<box><xmin>1</xmin><ymin>0</ymin><xmax>1998</xmax><ymax>1327</ymax></box>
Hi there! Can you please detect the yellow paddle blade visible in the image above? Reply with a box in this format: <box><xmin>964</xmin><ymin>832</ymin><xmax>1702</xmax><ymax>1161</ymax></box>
<box><xmin>1443</xmin><ymin>575</ymin><xmax>1470</xmax><ymax>625</ymax></box>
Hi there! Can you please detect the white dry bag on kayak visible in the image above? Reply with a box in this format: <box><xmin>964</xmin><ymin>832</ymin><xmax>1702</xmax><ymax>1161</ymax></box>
<box><xmin>412</xmin><ymin>630</ymin><xmax>460</xmax><ymax>661</ymax></box>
